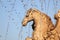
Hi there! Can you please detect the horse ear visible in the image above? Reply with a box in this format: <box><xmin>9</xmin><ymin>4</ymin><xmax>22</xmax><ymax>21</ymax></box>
<box><xmin>32</xmin><ymin>8</ymin><xmax>40</xmax><ymax>13</ymax></box>
<box><xmin>27</xmin><ymin>8</ymin><xmax>32</xmax><ymax>14</ymax></box>
<box><xmin>32</xmin><ymin>9</ymin><xmax>36</xmax><ymax>13</ymax></box>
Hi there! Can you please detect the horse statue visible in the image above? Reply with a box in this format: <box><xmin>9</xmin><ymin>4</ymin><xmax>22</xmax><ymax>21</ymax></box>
<box><xmin>22</xmin><ymin>8</ymin><xmax>55</xmax><ymax>40</ymax></box>
<box><xmin>47</xmin><ymin>10</ymin><xmax>60</xmax><ymax>40</ymax></box>
<box><xmin>54</xmin><ymin>10</ymin><xmax>60</xmax><ymax>37</ymax></box>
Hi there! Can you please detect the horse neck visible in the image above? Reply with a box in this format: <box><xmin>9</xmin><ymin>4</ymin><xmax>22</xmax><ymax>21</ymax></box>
<box><xmin>33</xmin><ymin>13</ymin><xmax>41</xmax><ymax>26</ymax></box>
<box><xmin>33</xmin><ymin>17</ymin><xmax>42</xmax><ymax>31</ymax></box>
<box><xmin>55</xmin><ymin>19</ymin><xmax>60</xmax><ymax>27</ymax></box>
<box><xmin>55</xmin><ymin>19</ymin><xmax>60</xmax><ymax>33</ymax></box>
<box><xmin>32</xmin><ymin>12</ymin><xmax>45</xmax><ymax>31</ymax></box>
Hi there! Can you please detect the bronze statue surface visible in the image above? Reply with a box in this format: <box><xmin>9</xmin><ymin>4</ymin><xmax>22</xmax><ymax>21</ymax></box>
<box><xmin>22</xmin><ymin>8</ymin><xmax>60</xmax><ymax>40</ymax></box>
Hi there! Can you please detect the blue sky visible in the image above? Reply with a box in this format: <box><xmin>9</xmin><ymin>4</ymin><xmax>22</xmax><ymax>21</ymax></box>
<box><xmin>0</xmin><ymin>0</ymin><xmax>60</xmax><ymax>40</ymax></box>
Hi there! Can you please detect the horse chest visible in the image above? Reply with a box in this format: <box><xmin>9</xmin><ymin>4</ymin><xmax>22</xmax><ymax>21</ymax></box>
<box><xmin>33</xmin><ymin>31</ymin><xmax>44</xmax><ymax>40</ymax></box>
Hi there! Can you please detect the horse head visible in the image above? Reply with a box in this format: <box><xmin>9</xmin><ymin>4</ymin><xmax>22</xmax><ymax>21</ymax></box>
<box><xmin>54</xmin><ymin>10</ymin><xmax>60</xmax><ymax>20</ymax></box>
<box><xmin>22</xmin><ymin>8</ymin><xmax>34</xmax><ymax>26</ymax></box>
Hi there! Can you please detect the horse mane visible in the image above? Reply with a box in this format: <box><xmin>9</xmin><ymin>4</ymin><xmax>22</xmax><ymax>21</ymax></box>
<box><xmin>27</xmin><ymin>8</ymin><xmax>41</xmax><ymax>14</ymax></box>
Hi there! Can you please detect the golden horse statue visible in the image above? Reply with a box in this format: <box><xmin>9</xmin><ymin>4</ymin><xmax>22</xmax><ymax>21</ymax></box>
<box><xmin>45</xmin><ymin>10</ymin><xmax>60</xmax><ymax>40</ymax></box>
<box><xmin>48</xmin><ymin>10</ymin><xmax>60</xmax><ymax>40</ymax></box>
<box><xmin>22</xmin><ymin>8</ymin><xmax>55</xmax><ymax>40</ymax></box>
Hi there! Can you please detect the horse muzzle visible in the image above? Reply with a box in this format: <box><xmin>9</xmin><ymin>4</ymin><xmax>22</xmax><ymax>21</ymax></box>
<box><xmin>22</xmin><ymin>21</ymin><xmax>27</xmax><ymax>26</ymax></box>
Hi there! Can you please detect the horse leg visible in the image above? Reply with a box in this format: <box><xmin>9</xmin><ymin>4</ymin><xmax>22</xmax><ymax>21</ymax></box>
<box><xmin>25</xmin><ymin>37</ymin><xmax>32</xmax><ymax>40</ymax></box>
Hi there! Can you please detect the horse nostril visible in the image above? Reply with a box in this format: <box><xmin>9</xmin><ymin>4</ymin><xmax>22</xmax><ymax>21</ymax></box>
<box><xmin>22</xmin><ymin>22</ymin><xmax>25</xmax><ymax>26</ymax></box>
<box><xmin>22</xmin><ymin>24</ymin><xmax>25</xmax><ymax>26</ymax></box>
<box><xmin>22</xmin><ymin>21</ymin><xmax>26</xmax><ymax>26</ymax></box>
